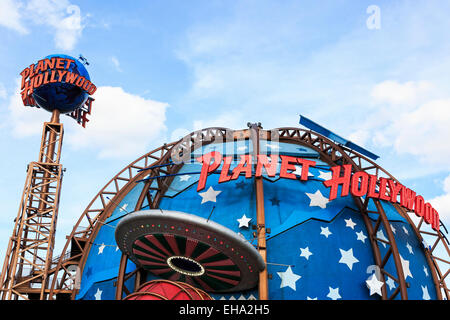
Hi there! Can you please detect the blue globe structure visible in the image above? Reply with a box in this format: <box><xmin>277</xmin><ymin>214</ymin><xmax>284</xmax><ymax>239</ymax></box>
<box><xmin>32</xmin><ymin>54</ymin><xmax>90</xmax><ymax>114</ymax></box>
<box><xmin>50</xmin><ymin>125</ymin><xmax>449</xmax><ymax>301</ymax></box>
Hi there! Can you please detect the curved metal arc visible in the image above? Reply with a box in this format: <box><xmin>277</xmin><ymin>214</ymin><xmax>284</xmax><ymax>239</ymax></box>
<box><xmin>48</xmin><ymin>142</ymin><xmax>178</xmax><ymax>298</ymax></box>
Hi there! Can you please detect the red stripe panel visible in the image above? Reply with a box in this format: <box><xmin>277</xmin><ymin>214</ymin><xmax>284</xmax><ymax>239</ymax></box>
<box><xmin>133</xmin><ymin>248</ymin><xmax>166</xmax><ymax>262</ymax></box>
<box><xmin>164</xmin><ymin>234</ymin><xmax>181</xmax><ymax>256</ymax></box>
<box><xmin>134</xmin><ymin>239</ymin><xmax>167</xmax><ymax>260</ymax></box>
<box><xmin>206</xmin><ymin>272</ymin><xmax>240</xmax><ymax>286</ymax></box>
<box><xmin>205</xmin><ymin>268</ymin><xmax>241</xmax><ymax>277</ymax></box>
<box><xmin>195</xmin><ymin>247</ymin><xmax>221</xmax><ymax>262</ymax></box>
<box><xmin>144</xmin><ymin>235</ymin><xmax>172</xmax><ymax>256</ymax></box>
<box><xmin>202</xmin><ymin>258</ymin><xmax>235</xmax><ymax>267</ymax></box>
<box><xmin>139</xmin><ymin>260</ymin><xmax>168</xmax><ymax>267</ymax></box>
<box><xmin>184</xmin><ymin>238</ymin><xmax>199</xmax><ymax>257</ymax></box>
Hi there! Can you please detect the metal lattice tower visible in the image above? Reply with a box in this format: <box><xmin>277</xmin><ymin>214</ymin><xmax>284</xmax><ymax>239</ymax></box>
<box><xmin>0</xmin><ymin>110</ymin><xmax>65</xmax><ymax>300</ymax></box>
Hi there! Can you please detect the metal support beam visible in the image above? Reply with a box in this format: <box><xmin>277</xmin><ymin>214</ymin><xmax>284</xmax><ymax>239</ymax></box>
<box><xmin>0</xmin><ymin>110</ymin><xmax>63</xmax><ymax>300</ymax></box>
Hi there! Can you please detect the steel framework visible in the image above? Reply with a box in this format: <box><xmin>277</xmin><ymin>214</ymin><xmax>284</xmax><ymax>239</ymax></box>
<box><xmin>27</xmin><ymin>126</ymin><xmax>448</xmax><ymax>300</ymax></box>
<box><xmin>0</xmin><ymin>110</ymin><xmax>68</xmax><ymax>300</ymax></box>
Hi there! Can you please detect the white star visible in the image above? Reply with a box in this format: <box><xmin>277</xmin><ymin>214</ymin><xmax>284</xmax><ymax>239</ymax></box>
<box><xmin>406</xmin><ymin>242</ymin><xmax>414</xmax><ymax>255</ymax></box>
<box><xmin>292</xmin><ymin>165</ymin><xmax>303</xmax><ymax>176</ymax></box>
<box><xmin>98</xmin><ymin>243</ymin><xmax>106</xmax><ymax>255</ymax></box>
<box><xmin>300</xmin><ymin>247</ymin><xmax>313</xmax><ymax>260</ymax></box>
<box><xmin>119</xmin><ymin>203</ymin><xmax>128</xmax><ymax>212</ymax></box>
<box><xmin>338</xmin><ymin>248</ymin><xmax>359</xmax><ymax>270</ymax></box>
<box><xmin>277</xmin><ymin>266</ymin><xmax>301</xmax><ymax>291</ymax></box>
<box><xmin>320</xmin><ymin>226</ymin><xmax>332</xmax><ymax>238</ymax></box>
<box><xmin>386</xmin><ymin>277</ymin><xmax>396</xmax><ymax>290</ymax></box>
<box><xmin>318</xmin><ymin>170</ymin><xmax>332</xmax><ymax>180</ymax></box>
<box><xmin>422</xmin><ymin>286</ymin><xmax>431</xmax><ymax>300</ymax></box>
<box><xmin>198</xmin><ymin>186</ymin><xmax>222</xmax><ymax>204</ymax></box>
<box><xmin>305</xmin><ymin>190</ymin><xmax>329</xmax><ymax>209</ymax></box>
<box><xmin>366</xmin><ymin>274</ymin><xmax>384</xmax><ymax>296</ymax></box>
<box><xmin>423</xmin><ymin>266</ymin><xmax>429</xmax><ymax>277</ymax></box>
<box><xmin>292</xmin><ymin>165</ymin><xmax>314</xmax><ymax>178</ymax></box>
<box><xmin>390</xmin><ymin>224</ymin><xmax>396</xmax><ymax>234</ymax></box>
<box><xmin>94</xmin><ymin>288</ymin><xmax>102</xmax><ymax>300</ymax></box>
<box><xmin>344</xmin><ymin>218</ymin><xmax>356</xmax><ymax>229</ymax></box>
<box><xmin>115</xmin><ymin>246</ymin><xmax>119</xmax><ymax>252</ymax></box>
<box><xmin>356</xmin><ymin>230</ymin><xmax>367</xmax><ymax>243</ymax></box>
<box><xmin>237</xmin><ymin>214</ymin><xmax>252</xmax><ymax>228</ymax></box>
<box><xmin>402</xmin><ymin>226</ymin><xmax>409</xmax><ymax>235</ymax></box>
<box><xmin>179</xmin><ymin>174</ymin><xmax>192</xmax><ymax>182</ymax></box>
<box><xmin>306</xmin><ymin>296</ymin><xmax>318</xmax><ymax>300</ymax></box>
<box><xmin>400</xmin><ymin>255</ymin><xmax>413</xmax><ymax>280</ymax></box>
<box><xmin>326</xmin><ymin>287</ymin><xmax>341</xmax><ymax>300</ymax></box>
<box><xmin>376</xmin><ymin>229</ymin><xmax>388</xmax><ymax>248</ymax></box>
<box><xmin>237</xmin><ymin>146</ymin><xmax>248</xmax><ymax>151</ymax></box>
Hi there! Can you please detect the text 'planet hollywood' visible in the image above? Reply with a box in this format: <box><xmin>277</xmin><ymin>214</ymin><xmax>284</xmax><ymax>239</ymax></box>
<box><xmin>196</xmin><ymin>151</ymin><xmax>440</xmax><ymax>231</ymax></box>
<box><xmin>19</xmin><ymin>56</ymin><xmax>97</xmax><ymax>106</ymax></box>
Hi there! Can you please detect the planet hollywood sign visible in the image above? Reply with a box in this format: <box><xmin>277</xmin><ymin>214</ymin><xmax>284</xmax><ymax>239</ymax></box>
<box><xmin>19</xmin><ymin>56</ymin><xmax>97</xmax><ymax>106</ymax></box>
<box><xmin>195</xmin><ymin>151</ymin><xmax>440</xmax><ymax>231</ymax></box>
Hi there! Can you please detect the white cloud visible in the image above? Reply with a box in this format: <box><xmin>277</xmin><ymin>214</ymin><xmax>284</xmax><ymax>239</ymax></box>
<box><xmin>7</xmin><ymin>78</ymin><xmax>49</xmax><ymax>138</ymax></box>
<box><xmin>0</xmin><ymin>0</ymin><xmax>29</xmax><ymax>34</ymax></box>
<box><xmin>66</xmin><ymin>86</ymin><xmax>168</xmax><ymax>159</ymax></box>
<box><xmin>169</xmin><ymin>112</ymin><xmax>246</xmax><ymax>144</ymax></box>
<box><xmin>388</xmin><ymin>99</ymin><xmax>450</xmax><ymax>164</ymax></box>
<box><xmin>347</xmin><ymin>80</ymin><xmax>450</xmax><ymax>171</ymax></box>
<box><xmin>348</xmin><ymin>129</ymin><xmax>370</xmax><ymax>147</ymax></box>
<box><xmin>0</xmin><ymin>83</ymin><xmax>7</xmax><ymax>99</ymax></box>
<box><xmin>0</xmin><ymin>0</ymin><xmax>85</xmax><ymax>50</ymax></box>
<box><xmin>25</xmin><ymin>0</ymin><xmax>85</xmax><ymax>51</ymax></box>
<box><xmin>110</xmin><ymin>56</ymin><xmax>122</xmax><ymax>72</ymax></box>
<box><xmin>429</xmin><ymin>174</ymin><xmax>450</xmax><ymax>226</ymax></box>
<box><xmin>53</xmin><ymin>5</ymin><xmax>83</xmax><ymax>51</ymax></box>
<box><xmin>5</xmin><ymin>81</ymin><xmax>169</xmax><ymax>159</ymax></box>
<box><xmin>370</xmin><ymin>80</ymin><xmax>433</xmax><ymax>106</ymax></box>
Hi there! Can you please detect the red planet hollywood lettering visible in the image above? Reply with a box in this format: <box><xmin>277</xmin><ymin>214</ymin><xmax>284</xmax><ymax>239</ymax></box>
<box><xmin>323</xmin><ymin>165</ymin><xmax>440</xmax><ymax>231</ymax></box>
<box><xmin>20</xmin><ymin>56</ymin><xmax>97</xmax><ymax>106</ymax></box>
<box><xmin>196</xmin><ymin>151</ymin><xmax>440</xmax><ymax>231</ymax></box>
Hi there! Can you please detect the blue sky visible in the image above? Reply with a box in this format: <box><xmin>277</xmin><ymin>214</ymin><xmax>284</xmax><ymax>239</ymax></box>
<box><xmin>0</xmin><ymin>0</ymin><xmax>449</xmax><ymax>280</ymax></box>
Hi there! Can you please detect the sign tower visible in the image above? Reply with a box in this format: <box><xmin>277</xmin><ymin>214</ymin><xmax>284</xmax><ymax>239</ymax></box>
<box><xmin>0</xmin><ymin>54</ymin><xmax>96</xmax><ymax>300</ymax></box>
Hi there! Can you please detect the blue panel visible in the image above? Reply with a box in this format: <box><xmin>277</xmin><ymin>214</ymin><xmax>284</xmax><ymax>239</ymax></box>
<box><xmin>299</xmin><ymin>115</ymin><xmax>379</xmax><ymax>160</ymax></box>
<box><xmin>105</xmin><ymin>181</ymin><xmax>145</xmax><ymax>223</ymax></box>
<box><xmin>77</xmin><ymin>219</ymin><xmax>137</xmax><ymax>299</ymax></box>
<box><xmin>374</xmin><ymin>221</ymin><xmax>437</xmax><ymax>300</ymax></box>
<box><xmin>80</xmin><ymin>273</ymin><xmax>136</xmax><ymax>300</ymax></box>
<box><xmin>263</xmin><ymin>178</ymin><xmax>358</xmax><ymax>238</ymax></box>
<box><xmin>267</xmin><ymin>209</ymin><xmax>378</xmax><ymax>300</ymax></box>
<box><xmin>351</xmin><ymin>197</ymin><xmax>407</xmax><ymax>223</ymax></box>
<box><xmin>259</xmin><ymin>140</ymin><xmax>319</xmax><ymax>158</ymax></box>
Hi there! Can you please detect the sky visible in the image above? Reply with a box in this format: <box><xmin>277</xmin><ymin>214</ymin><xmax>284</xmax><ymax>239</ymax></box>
<box><xmin>0</xmin><ymin>0</ymin><xmax>449</xmax><ymax>288</ymax></box>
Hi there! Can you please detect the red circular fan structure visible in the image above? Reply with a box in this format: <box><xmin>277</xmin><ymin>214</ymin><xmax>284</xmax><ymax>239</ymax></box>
<box><xmin>123</xmin><ymin>280</ymin><xmax>212</xmax><ymax>300</ymax></box>
<box><xmin>115</xmin><ymin>210</ymin><xmax>266</xmax><ymax>293</ymax></box>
